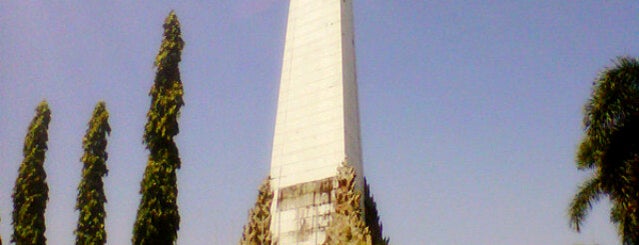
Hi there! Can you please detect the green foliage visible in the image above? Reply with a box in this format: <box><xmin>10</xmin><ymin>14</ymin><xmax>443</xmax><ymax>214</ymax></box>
<box><xmin>569</xmin><ymin>57</ymin><xmax>639</xmax><ymax>244</ymax></box>
<box><xmin>364</xmin><ymin>179</ymin><xmax>389</xmax><ymax>245</ymax></box>
<box><xmin>133</xmin><ymin>10</ymin><xmax>184</xmax><ymax>245</ymax></box>
<box><xmin>240</xmin><ymin>177</ymin><xmax>274</xmax><ymax>245</ymax></box>
<box><xmin>324</xmin><ymin>161</ymin><xmax>372</xmax><ymax>245</ymax></box>
<box><xmin>75</xmin><ymin>101</ymin><xmax>110</xmax><ymax>245</ymax></box>
<box><xmin>12</xmin><ymin>100</ymin><xmax>51</xmax><ymax>245</ymax></box>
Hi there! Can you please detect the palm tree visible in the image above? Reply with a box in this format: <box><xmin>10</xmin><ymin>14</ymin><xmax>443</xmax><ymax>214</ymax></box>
<box><xmin>569</xmin><ymin>57</ymin><xmax>639</xmax><ymax>244</ymax></box>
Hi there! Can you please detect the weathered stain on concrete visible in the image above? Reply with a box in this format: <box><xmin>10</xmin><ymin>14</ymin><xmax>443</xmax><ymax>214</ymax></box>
<box><xmin>276</xmin><ymin>178</ymin><xmax>335</xmax><ymax>243</ymax></box>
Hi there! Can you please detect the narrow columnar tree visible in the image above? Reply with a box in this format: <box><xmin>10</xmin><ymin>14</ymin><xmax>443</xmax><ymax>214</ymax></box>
<box><xmin>324</xmin><ymin>161</ymin><xmax>372</xmax><ymax>245</ymax></box>
<box><xmin>364</xmin><ymin>179</ymin><xmax>389</xmax><ymax>245</ymax></box>
<box><xmin>240</xmin><ymin>177</ymin><xmax>274</xmax><ymax>245</ymax></box>
<box><xmin>12</xmin><ymin>101</ymin><xmax>51</xmax><ymax>245</ymax></box>
<box><xmin>132</xmin><ymin>10</ymin><xmax>185</xmax><ymax>245</ymax></box>
<box><xmin>75</xmin><ymin>101</ymin><xmax>111</xmax><ymax>245</ymax></box>
<box><xmin>569</xmin><ymin>57</ymin><xmax>639</xmax><ymax>244</ymax></box>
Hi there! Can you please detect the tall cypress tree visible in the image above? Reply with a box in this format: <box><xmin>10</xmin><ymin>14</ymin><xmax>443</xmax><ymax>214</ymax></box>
<box><xmin>324</xmin><ymin>161</ymin><xmax>372</xmax><ymax>245</ymax></box>
<box><xmin>12</xmin><ymin>100</ymin><xmax>51</xmax><ymax>245</ymax></box>
<box><xmin>132</xmin><ymin>10</ymin><xmax>184</xmax><ymax>245</ymax></box>
<box><xmin>75</xmin><ymin>101</ymin><xmax>110</xmax><ymax>245</ymax></box>
<box><xmin>240</xmin><ymin>177</ymin><xmax>273</xmax><ymax>245</ymax></box>
<box><xmin>364</xmin><ymin>179</ymin><xmax>389</xmax><ymax>245</ymax></box>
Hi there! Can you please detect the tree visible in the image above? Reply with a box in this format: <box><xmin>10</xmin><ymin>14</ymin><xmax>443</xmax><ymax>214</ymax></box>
<box><xmin>132</xmin><ymin>10</ymin><xmax>185</xmax><ymax>245</ymax></box>
<box><xmin>240</xmin><ymin>177</ymin><xmax>274</xmax><ymax>245</ymax></box>
<box><xmin>12</xmin><ymin>100</ymin><xmax>51</xmax><ymax>245</ymax></box>
<box><xmin>324</xmin><ymin>161</ymin><xmax>372</xmax><ymax>245</ymax></box>
<box><xmin>569</xmin><ymin>57</ymin><xmax>639</xmax><ymax>244</ymax></box>
<box><xmin>75</xmin><ymin>101</ymin><xmax>111</xmax><ymax>245</ymax></box>
<box><xmin>364</xmin><ymin>179</ymin><xmax>389</xmax><ymax>245</ymax></box>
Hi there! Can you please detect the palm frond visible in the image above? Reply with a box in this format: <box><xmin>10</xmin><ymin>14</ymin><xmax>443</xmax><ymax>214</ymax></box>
<box><xmin>569</xmin><ymin>175</ymin><xmax>603</xmax><ymax>232</ymax></box>
<box><xmin>576</xmin><ymin>138</ymin><xmax>598</xmax><ymax>170</ymax></box>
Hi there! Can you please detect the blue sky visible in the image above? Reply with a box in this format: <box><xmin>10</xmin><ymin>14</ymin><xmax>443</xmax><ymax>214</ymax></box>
<box><xmin>1</xmin><ymin>1</ymin><xmax>638</xmax><ymax>244</ymax></box>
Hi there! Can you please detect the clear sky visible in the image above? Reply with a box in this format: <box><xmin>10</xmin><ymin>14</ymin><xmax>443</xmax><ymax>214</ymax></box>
<box><xmin>1</xmin><ymin>1</ymin><xmax>638</xmax><ymax>244</ymax></box>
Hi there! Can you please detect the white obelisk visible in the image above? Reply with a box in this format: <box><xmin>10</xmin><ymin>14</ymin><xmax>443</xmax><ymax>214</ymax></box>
<box><xmin>269</xmin><ymin>0</ymin><xmax>363</xmax><ymax>244</ymax></box>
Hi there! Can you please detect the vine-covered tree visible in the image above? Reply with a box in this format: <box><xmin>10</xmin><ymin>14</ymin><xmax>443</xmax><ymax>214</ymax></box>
<box><xmin>240</xmin><ymin>177</ymin><xmax>274</xmax><ymax>245</ymax></box>
<box><xmin>569</xmin><ymin>57</ymin><xmax>639</xmax><ymax>244</ymax></box>
<box><xmin>364</xmin><ymin>179</ymin><xmax>389</xmax><ymax>245</ymax></box>
<box><xmin>324</xmin><ymin>161</ymin><xmax>372</xmax><ymax>245</ymax></box>
<box><xmin>132</xmin><ymin>10</ymin><xmax>185</xmax><ymax>245</ymax></box>
<box><xmin>75</xmin><ymin>101</ymin><xmax>111</xmax><ymax>245</ymax></box>
<box><xmin>12</xmin><ymin>101</ymin><xmax>51</xmax><ymax>245</ymax></box>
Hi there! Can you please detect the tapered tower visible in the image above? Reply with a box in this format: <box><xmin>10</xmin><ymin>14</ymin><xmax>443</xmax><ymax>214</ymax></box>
<box><xmin>269</xmin><ymin>0</ymin><xmax>363</xmax><ymax>244</ymax></box>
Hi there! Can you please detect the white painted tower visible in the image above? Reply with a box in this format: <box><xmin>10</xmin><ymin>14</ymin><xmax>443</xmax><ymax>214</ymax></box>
<box><xmin>269</xmin><ymin>0</ymin><xmax>363</xmax><ymax>244</ymax></box>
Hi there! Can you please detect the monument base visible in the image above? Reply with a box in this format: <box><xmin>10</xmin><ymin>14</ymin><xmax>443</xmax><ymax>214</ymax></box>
<box><xmin>273</xmin><ymin>177</ymin><xmax>335</xmax><ymax>245</ymax></box>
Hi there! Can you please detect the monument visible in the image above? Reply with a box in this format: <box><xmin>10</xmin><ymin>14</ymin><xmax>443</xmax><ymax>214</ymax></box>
<box><xmin>269</xmin><ymin>0</ymin><xmax>364</xmax><ymax>244</ymax></box>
